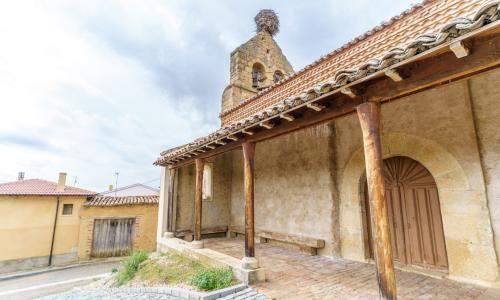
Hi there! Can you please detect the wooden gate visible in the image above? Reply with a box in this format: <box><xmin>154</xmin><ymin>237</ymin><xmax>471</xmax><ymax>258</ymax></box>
<box><xmin>91</xmin><ymin>218</ymin><xmax>135</xmax><ymax>257</ymax></box>
<box><xmin>365</xmin><ymin>156</ymin><xmax>448</xmax><ymax>270</ymax></box>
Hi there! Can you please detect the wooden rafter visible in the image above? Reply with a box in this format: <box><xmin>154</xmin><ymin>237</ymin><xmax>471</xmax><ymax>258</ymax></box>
<box><xmin>280</xmin><ymin>113</ymin><xmax>295</xmax><ymax>121</ymax></box>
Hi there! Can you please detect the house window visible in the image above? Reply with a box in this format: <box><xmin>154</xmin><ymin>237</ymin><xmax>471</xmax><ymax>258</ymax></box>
<box><xmin>273</xmin><ymin>70</ymin><xmax>283</xmax><ymax>83</ymax></box>
<box><xmin>202</xmin><ymin>163</ymin><xmax>213</xmax><ymax>201</ymax></box>
<box><xmin>62</xmin><ymin>203</ymin><xmax>73</xmax><ymax>215</ymax></box>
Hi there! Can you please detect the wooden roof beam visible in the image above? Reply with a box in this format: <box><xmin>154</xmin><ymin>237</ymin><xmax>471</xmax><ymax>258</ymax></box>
<box><xmin>306</xmin><ymin>102</ymin><xmax>325</xmax><ymax>112</ymax></box>
<box><xmin>280</xmin><ymin>113</ymin><xmax>295</xmax><ymax>122</ymax></box>
<box><xmin>205</xmin><ymin>145</ymin><xmax>216</xmax><ymax>150</ymax></box>
<box><xmin>450</xmin><ymin>41</ymin><xmax>469</xmax><ymax>58</ymax></box>
<box><xmin>259</xmin><ymin>120</ymin><xmax>275</xmax><ymax>129</ymax></box>
<box><xmin>227</xmin><ymin>135</ymin><xmax>239</xmax><ymax>141</ymax></box>
<box><xmin>341</xmin><ymin>87</ymin><xmax>357</xmax><ymax>98</ymax></box>
<box><xmin>241</xmin><ymin>129</ymin><xmax>254</xmax><ymax>136</ymax></box>
<box><xmin>215</xmin><ymin>140</ymin><xmax>227</xmax><ymax>145</ymax></box>
<box><xmin>385</xmin><ymin>69</ymin><xmax>403</xmax><ymax>82</ymax></box>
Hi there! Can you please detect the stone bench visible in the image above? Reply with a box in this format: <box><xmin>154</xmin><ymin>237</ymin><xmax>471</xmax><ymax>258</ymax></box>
<box><xmin>228</xmin><ymin>225</ymin><xmax>246</xmax><ymax>237</ymax></box>
<box><xmin>259</xmin><ymin>230</ymin><xmax>325</xmax><ymax>256</ymax></box>
<box><xmin>176</xmin><ymin>226</ymin><xmax>228</xmax><ymax>241</ymax></box>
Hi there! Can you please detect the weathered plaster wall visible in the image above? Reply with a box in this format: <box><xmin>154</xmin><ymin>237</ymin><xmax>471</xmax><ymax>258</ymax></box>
<box><xmin>175</xmin><ymin>153</ymin><xmax>232</xmax><ymax>231</ymax></box>
<box><xmin>78</xmin><ymin>204</ymin><xmax>158</xmax><ymax>260</ymax></box>
<box><xmin>336</xmin><ymin>79</ymin><xmax>498</xmax><ymax>283</ymax></box>
<box><xmin>230</xmin><ymin>124</ymin><xmax>338</xmax><ymax>256</ymax></box>
<box><xmin>468</xmin><ymin>68</ymin><xmax>500</xmax><ymax>270</ymax></box>
<box><xmin>0</xmin><ymin>195</ymin><xmax>85</xmax><ymax>273</ymax></box>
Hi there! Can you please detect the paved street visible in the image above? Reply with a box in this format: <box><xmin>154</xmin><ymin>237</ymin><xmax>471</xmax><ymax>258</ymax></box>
<box><xmin>205</xmin><ymin>238</ymin><xmax>500</xmax><ymax>300</ymax></box>
<box><xmin>0</xmin><ymin>261</ymin><xmax>119</xmax><ymax>300</ymax></box>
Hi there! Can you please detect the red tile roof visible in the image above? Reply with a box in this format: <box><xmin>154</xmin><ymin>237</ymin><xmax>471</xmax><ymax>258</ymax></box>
<box><xmin>84</xmin><ymin>195</ymin><xmax>159</xmax><ymax>207</ymax></box>
<box><xmin>0</xmin><ymin>179</ymin><xmax>96</xmax><ymax>196</ymax></box>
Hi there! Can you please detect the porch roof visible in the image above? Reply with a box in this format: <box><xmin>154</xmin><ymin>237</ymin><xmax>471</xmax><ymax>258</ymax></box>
<box><xmin>155</xmin><ymin>1</ymin><xmax>500</xmax><ymax>167</ymax></box>
<box><xmin>84</xmin><ymin>195</ymin><xmax>159</xmax><ymax>207</ymax></box>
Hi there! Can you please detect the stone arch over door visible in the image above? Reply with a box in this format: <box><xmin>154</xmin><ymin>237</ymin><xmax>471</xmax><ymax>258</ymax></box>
<box><xmin>339</xmin><ymin>132</ymin><xmax>499</xmax><ymax>283</ymax></box>
<box><xmin>363</xmin><ymin>156</ymin><xmax>449</xmax><ymax>270</ymax></box>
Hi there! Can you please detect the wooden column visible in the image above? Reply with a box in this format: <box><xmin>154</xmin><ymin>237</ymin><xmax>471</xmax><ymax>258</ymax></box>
<box><xmin>242</xmin><ymin>142</ymin><xmax>255</xmax><ymax>258</ymax></box>
<box><xmin>357</xmin><ymin>102</ymin><xmax>397</xmax><ymax>300</ymax></box>
<box><xmin>167</xmin><ymin>168</ymin><xmax>176</xmax><ymax>232</ymax></box>
<box><xmin>194</xmin><ymin>158</ymin><xmax>204</xmax><ymax>241</ymax></box>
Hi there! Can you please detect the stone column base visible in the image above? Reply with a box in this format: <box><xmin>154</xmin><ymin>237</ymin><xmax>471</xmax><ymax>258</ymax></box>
<box><xmin>163</xmin><ymin>232</ymin><xmax>175</xmax><ymax>238</ymax></box>
<box><xmin>191</xmin><ymin>240</ymin><xmax>204</xmax><ymax>249</ymax></box>
<box><xmin>241</xmin><ymin>256</ymin><xmax>259</xmax><ymax>270</ymax></box>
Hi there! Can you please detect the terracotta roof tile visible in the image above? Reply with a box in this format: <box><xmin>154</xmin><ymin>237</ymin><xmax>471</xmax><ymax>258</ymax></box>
<box><xmin>0</xmin><ymin>179</ymin><xmax>96</xmax><ymax>196</ymax></box>
<box><xmin>84</xmin><ymin>195</ymin><xmax>159</xmax><ymax>207</ymax></box>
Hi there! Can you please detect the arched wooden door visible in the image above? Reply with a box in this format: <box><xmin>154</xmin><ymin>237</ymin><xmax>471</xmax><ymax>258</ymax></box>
<box><xmin>365</xmin><ymin>156</ymin><xmax>448</xmax><ymax>270</ymax></box>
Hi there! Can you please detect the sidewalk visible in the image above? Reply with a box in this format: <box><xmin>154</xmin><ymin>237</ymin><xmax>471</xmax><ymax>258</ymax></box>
<box><xmin>0</xmin><ymin>260</ymin><xmax>120</xmax><ymax>300</ymax></box>
<box><xmin>0</xmin><ymin>257</ymin><xmax>123</xmax><ymax>281</ymax></box>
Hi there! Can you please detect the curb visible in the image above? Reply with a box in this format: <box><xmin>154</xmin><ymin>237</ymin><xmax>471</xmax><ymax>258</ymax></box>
<box><xmin>0</xmin><ymin>258</ymin><xmax>121</xmax><ymax>282</ymax></box>
<box><xmin>57</xmin><ymin>285</ymin><xmax>249</xmax><ymax>300</ymax></box>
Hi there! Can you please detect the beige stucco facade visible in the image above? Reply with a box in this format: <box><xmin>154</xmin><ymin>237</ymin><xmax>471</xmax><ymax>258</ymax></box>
<box><xmin>78</xmin><ymin>204</ymin><xmax>158</xmax><ymax>260</ymax></box>
<box><xmin>0</xmin><ymin>195</ymin><xmax>86</xmax><ymax>273</ymax></box>
<box><xmin>161</xmin><ymin>68</ymin><xmax>500</xmax><ymax>286</ymax></box>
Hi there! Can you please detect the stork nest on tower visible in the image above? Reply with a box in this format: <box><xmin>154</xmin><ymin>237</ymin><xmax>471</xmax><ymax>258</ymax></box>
<box><xmin>255</xmin><ymin>9</ymin><xmax>279</xmax><ymax>36</ymax></box>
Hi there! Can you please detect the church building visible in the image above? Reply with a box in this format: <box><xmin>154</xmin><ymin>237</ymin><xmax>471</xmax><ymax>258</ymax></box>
<box><xmin>155</xmin><ymin>1</ymin><xmax>500</xmax><ymax>296</ymax></box>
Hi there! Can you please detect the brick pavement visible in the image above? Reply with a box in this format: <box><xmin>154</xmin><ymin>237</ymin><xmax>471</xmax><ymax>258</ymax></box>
<box><xmin>204</xmin><ymin>238</ymin><xmax>500</xmax><ymax>300</ymax></box>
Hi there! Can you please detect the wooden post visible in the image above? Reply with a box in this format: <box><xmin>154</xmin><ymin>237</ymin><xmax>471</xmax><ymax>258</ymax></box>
<box><xmin>242</xmin><ymin>142</ymin><xmax>255</xmax><ymax>258</ymax></box>
<box><xmin>357</xmin><ymin>102</ymin><xmax>397</xmax><ymax>300</ymax></box>
<box><xmin>194</xmin><ymin>158</ymin><xmax>204</xmax><ymax>241</ymax></box>
<box><xmin>167</xmin><ymin>168</ymin><xmax>176</xmax><ymax>232</ymax></box>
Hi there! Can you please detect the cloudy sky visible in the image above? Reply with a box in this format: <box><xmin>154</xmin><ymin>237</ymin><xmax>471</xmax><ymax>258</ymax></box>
<box><xmin>0</xmin><ymin>0</ymin><xmax>416</xmax><ymax>192</ymax></box>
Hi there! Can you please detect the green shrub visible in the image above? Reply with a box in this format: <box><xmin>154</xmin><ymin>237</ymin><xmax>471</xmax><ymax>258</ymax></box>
<box><xmin>111</xmin><ymin>267</ymin><xmax>118</xmax><ymax>273</ymax></box>
<box><xmin>190</xmin><ymin>267</ymin><xmax>233</xmax><ymax>291</ymax></box>
<box><xmin>116</xmin><ymin>251</ymin><xmax>149</xmax><ymax>286</ymax></box>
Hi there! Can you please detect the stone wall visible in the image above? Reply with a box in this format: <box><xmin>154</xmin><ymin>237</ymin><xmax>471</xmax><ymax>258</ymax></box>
<box><xmin>230</xmin><ymin>124</ymin><xmax>338</xmax><ymax>256</ymax></box>
<box><xmin>175</xmin><ymin>153</ymin><xmax>232</xmax><ymax>231</ymax></box>
<box><xmin>468</xmin><ymin>68</ymin><xmax>500</xmax><ymax>271</ymax></box>
<box><xmin>221</xmin><ymin>31</ymin><xmax>294</xmax><ymax>114</ymax></box>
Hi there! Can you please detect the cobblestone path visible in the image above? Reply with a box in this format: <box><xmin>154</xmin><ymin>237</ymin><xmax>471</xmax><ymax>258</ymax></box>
<box><xmin>37</xmin><ymin>288</ymin><xmax>182</xmax><ymax>300</ymax></box>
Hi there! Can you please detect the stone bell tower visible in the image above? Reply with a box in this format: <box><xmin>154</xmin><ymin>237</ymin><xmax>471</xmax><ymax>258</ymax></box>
<box><xmin>220</xmin><ymin>9</ymin><xmax>294</xmax><ymax>114</ymax></box>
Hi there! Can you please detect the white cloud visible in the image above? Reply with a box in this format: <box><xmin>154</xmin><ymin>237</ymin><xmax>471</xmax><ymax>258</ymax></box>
<box><xmin>0</xmin><ymin>0</ymin><xmax>415</xmax><ymax>191</ymax></box>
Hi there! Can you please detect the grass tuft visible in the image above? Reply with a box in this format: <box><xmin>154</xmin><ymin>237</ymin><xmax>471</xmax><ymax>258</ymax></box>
<box><xmin>116</xmin><ymin>251</ymin><xmax>149</xmax><ymax>286</ymax></box>
<box><xmin>115</xmin><ymin>251</ymin><xmax>237</xmax><ymax>290</ymax></box>
<box><xmin>190</xmin><ymin>267</ymin><xmax>234</xmax><ymax>291</ymax></box>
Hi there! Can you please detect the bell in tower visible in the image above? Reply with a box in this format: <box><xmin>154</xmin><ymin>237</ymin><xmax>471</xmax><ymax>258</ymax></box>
<box><xmin>220</xmin><ymin>9</ymin><xmax>294</xmax><ymax>114</ymax></box>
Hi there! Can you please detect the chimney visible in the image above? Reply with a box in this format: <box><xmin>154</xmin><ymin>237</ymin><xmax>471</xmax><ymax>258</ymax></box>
<box><xmin>57</xmin><ymin>172</ymin><xmax>67</xmax><ymax>192</ymax></box>
<box><xmin>18</xmin><ymin>172</ymin><xmax>25</xmax><ymax>181</ymax></box>
<box><xmin>108</xmin><ymin>184</ymin><xmax>113</xmax><ymax>192</ymax></box>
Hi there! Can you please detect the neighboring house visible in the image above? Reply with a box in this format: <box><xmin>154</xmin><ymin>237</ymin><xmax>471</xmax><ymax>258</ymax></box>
<box><xmin>100</xmin><ymin>183</ymin><xmax>159</xmax><ymax>196</ymax></box>
<box><xmin>154</xmin><ymin>0</ymin><xmax>500</xmax><ymax>292</ymax></box>
<box><xmin>0</xmin><ymin>173</ymin><xmax>95</xmax><ymax>273</ymax></box>
<box><xmin>78</xmin><ymin>184</ymin><xmax>159</xmax><ymax>259</ymax></box>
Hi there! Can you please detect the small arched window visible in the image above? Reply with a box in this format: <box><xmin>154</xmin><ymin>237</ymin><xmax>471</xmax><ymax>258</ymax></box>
<box><xmin>273</xmin><ymin>70</ymin><xmax>283</xmax><ymax>83</ymax></box>
<box><xmin>252</xmin><ymin>63</ymin><xmax>265</xmax><ymax>88</ymax></box>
